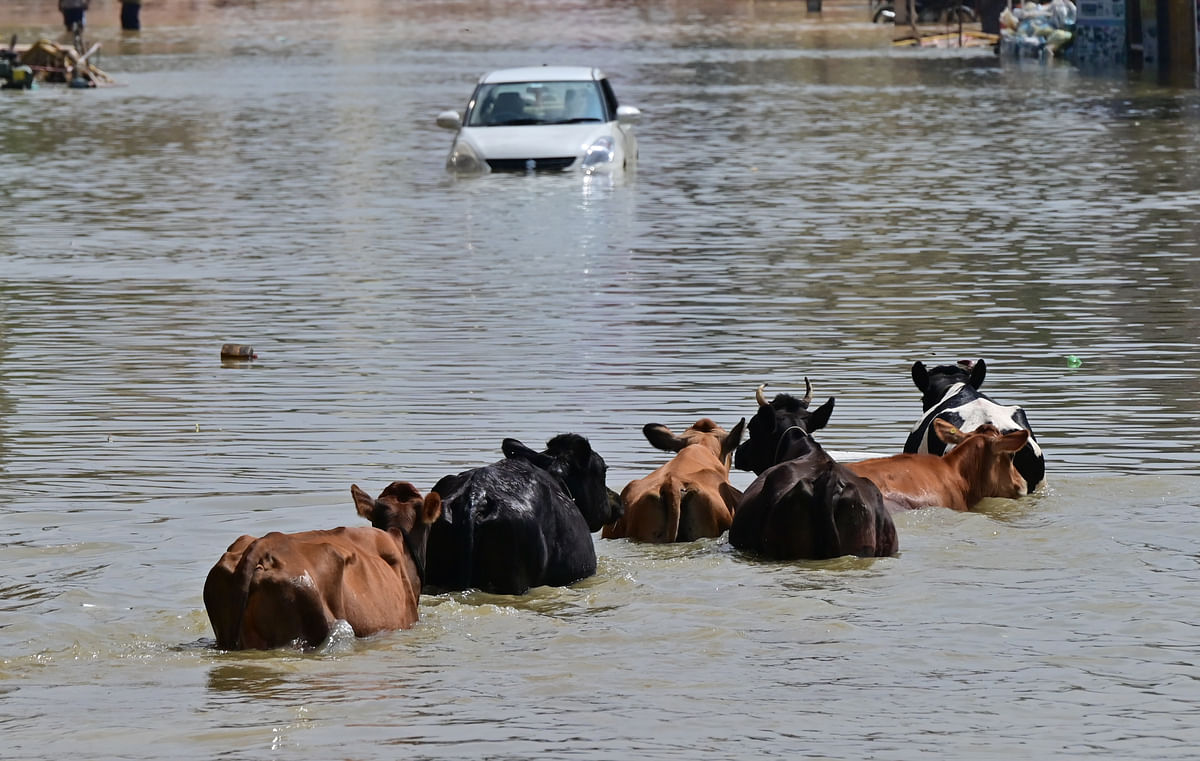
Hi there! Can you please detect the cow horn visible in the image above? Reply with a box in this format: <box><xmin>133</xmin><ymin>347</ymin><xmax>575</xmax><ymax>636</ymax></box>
<box><xmin>755</xmin><ymin>384</ymin><xmax>769</xmax><ymax>407</ymax></box>
<box><xmin>802</xmin><ymin>377</ymin><xmax>812</xmax><ymax>406</ymax></box>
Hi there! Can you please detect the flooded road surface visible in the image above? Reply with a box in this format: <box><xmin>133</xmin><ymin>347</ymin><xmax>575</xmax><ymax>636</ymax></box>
<box><xmin>3</xmin><ymin>1</ymin><xmax>1200</xmax><ymax>759</ymax></box>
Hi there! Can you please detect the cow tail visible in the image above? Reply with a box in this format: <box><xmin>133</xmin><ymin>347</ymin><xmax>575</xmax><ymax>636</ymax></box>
<box><xmin>459</xmin><ymin>503</ymin><xmax>476</xmax><ymax>591</ymax></box>
<box><xmin>659</xmin><ymin>477</ymin><xmax>682</xmax><ymax>543</ymax></box>
<box><xmin>812</xmin><ymin>481</ymin><xmax>843</xmax><ymax>560</ymax></box>
<box><xmin>226</xmin><ymin>537</ymin><xmax>273</xmax><ymax>650</ymax></box>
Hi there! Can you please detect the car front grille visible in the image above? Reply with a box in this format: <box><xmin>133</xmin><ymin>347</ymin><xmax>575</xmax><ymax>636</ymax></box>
<box><xmin>486</xmin><ymin>157</ymin><xmax>577</xmax><ymax>173</ymax></box>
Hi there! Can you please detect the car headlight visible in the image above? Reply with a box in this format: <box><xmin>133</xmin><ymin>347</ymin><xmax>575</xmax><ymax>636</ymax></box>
<box><xmin>580</xmin><ymin>137</ymin><xmax>615</xmax><ymax>174</ymax></box>
<box><xmin>447</xmin><ymin>138</ymin><xmax>488</xmax><ymax>174</ymax></box>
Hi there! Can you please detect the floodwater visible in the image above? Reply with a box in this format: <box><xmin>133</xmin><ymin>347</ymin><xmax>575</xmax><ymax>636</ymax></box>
<box><xmin>3</xmin><ymin>1</ymin><xmax>1200</xmax><ymax>758</ymax></box>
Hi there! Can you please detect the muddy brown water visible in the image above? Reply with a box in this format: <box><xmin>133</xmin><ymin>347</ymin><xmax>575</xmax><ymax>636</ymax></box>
<box><xmin>3</xmin><ymin>1</ymin><xmax>1200</xmax><ymax>759</ymax></box>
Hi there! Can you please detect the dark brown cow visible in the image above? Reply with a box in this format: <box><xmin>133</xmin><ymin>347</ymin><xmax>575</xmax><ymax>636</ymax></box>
<box><xmin>848</xmin><ymin>419</ymin><xmax>1030</xmax><ymax>512</ymax></box>
<box><xmin>203</xmin><ymin>481</ymin><xmax>442</xmax><ymax>651</ymax></box>
<box><xmin>602</xmin><ymin>417</ymin><xmax>746</xmax><ymax>543</ymax></box>
<box><xmin>729</xmin><ymin>427</ymin><xmax>897</xmax><ymax>560</ymax></box>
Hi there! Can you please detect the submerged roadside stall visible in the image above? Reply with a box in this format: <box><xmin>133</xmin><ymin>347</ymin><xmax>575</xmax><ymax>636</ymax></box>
<box><xmin>886</xmin><ymin>0</ymin><xmax>1002</xmax><ymax>48</ymax></box>
<box><xmin>997</xmin><ymin>0</ymin><xmax>1198</xmax><ymax>75</ymax></box>
<box><xmin>887</xmin><ymin>0</ymin><xmax>1077</xmax><ymax>52</ymax></box>
<box><xmin>889</xmin><ymin>0</ymin><xmax>1198</xmax><ymax>83</ymax></box>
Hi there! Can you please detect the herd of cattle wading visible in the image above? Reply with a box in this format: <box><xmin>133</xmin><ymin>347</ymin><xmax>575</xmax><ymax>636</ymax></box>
<box><xmin>204</xmin><ymin>358</ymin><xmax>1046</xmax><ymax>651</ymax></box>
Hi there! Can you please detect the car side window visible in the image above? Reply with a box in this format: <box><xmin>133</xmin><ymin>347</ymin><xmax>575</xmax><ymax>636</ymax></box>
<box><xmin>599</xmin><ymin>79</ymin><xmax>619</xmax><ymax>120</ymax></box>
<box><xmin>465</xmin><ymin>87</ymin><xmax>491</xmax><ymax>127</ymax></box>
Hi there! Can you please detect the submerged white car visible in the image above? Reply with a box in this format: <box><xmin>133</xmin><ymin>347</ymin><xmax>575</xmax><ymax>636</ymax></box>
<box><xmin>436</xmin><ymin>66</ymin><xmax>640</xmax><ymax>176</ymax></box>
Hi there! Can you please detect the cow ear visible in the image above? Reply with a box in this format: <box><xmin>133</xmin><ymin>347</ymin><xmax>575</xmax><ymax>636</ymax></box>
<box><xmin>720</xmin><ymin>418</ymin><xmax>747</xmax><ymax>462</ymax></box>
<box><xmin>911</xmin><ymin>361</ymin><xmax>929</xmax><ymax>391</ymax></box>
<box><xmin>643</xmin><ymin>423</ymin><xmax>685</xmax><ymax>452</ymax></box>
<box><xmin>502</xmin><ymin>437</ymin><xmax>532</xmax><ymax>458</ymax></box>
<box><xmin>970</xmin><ymin>359</ymin><xmax>986</xmax><ymax>389</ymax></box>
<box><xmin>351</xmin><ymin>484</ymin><xmax>375</xmax><ymax>521</ymax></box>
<box><xmin>808</xmin><ymin>397</ymin><xmax>836</xmax><ymax>432</ymax></box>
<box><xmin>502</xmin><ymin>438</ymin><xmax>551</xmax><ymax>468</ymax></box>
<box><xmin>997</xmin><ymin>428</ymin><xmax>1030</xmax><ymax>452</ymax></box>
<box><xmin>421</xmin><ymin>493</ymin><xmax>443</xmax><ymax>524</ymax></box>
<box><xmin>932</xmin><ymin>418</ymin><xmax>965</xmax><ymax>445</ymax></box>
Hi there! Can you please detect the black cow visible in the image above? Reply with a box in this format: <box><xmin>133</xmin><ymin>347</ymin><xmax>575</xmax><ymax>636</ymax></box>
<box><xmin>729</xmin><ymin>427</ymin><xmax>897</xmax><ymax>560</ymax></box>
<box><xmin>425</xmin><ymin>433</ymin><xmax>622</xmax><ymax>595</ymax></box>
<box><xmin>733</xmin><ymin>379</ymin><xmax>836</xmax><ymax>476</ymax></box>
<box><xmin>904</xmin><ymin>359</ymin><xmax>1045</xmax><ymax>492</ymax></box>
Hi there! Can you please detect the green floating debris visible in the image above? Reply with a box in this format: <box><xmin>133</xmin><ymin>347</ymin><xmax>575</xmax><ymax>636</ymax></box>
<box><xmin>1066</xmin><ymin>355</ymin><xmax>1082</xmax><ymax>368</ymax></box>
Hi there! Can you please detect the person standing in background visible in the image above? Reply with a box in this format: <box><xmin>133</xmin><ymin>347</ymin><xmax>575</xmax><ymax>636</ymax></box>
<box><xmin>121</xmin><ymin>0</ymin><xmax>142</xmax><ymax>31</ymax></box>
<box><xmin>58</xmin><ymin>0</ymin><xmax>88</xmax><ymax>31</ymax></box>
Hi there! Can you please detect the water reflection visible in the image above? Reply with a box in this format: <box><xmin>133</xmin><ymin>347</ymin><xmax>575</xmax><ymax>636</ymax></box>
<box><xmin>0</xmin><ymin>286</ymin><xmax>12</xmax><ymax>504</ymax></box>
<box><xmin>206</xmin><ymin>661</ymin><xmax>300</xmax><ymax>701</ymax></box>
<box><xmin>205</xmin><ymin>643</ymin><xmax>421</xmax><ymax>702</ymax></box>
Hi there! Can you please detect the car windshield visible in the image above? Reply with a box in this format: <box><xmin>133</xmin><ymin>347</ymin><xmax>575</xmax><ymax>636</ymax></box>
<box><xmin>466</xmin><ymin>81</ymin><xmax>607</xmax><ymax>127</ymax></box>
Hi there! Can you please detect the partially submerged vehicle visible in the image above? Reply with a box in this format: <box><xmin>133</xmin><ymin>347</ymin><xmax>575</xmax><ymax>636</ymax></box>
<box><xmin>436</xmin><ymin>65</ymin><xmax>640</xmax><ymax>176</ymax></box>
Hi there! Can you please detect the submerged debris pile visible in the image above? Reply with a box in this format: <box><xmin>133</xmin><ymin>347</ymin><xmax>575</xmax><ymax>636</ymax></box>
<box><xmin>1</xmin><ymin>36</ymin><xmax>114</xmax><ymax>88</ymax></box>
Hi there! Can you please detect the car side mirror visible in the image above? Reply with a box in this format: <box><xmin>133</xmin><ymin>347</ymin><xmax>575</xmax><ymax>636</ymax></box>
<box><xmin>616</xmin><ymin>105</ymin><xmax>641</xmax><ymax>125</ymax></box>
<box><xmin>436</xmin><ymin>110</ymin><xmax>462</xmax><ymax>130</ymax></box>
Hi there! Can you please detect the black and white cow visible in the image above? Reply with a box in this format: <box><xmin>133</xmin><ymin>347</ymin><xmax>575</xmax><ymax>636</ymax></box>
<box><xmin>904</xmin><ymin>359</ymin><xmax>1045</xmax><ymax>492</ymax></box>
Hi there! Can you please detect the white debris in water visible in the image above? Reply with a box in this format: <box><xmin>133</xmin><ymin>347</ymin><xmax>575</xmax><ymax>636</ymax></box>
<box><xmin>317</xmin><ymin>619</ymin><xmax>356</xmax><ymax>654</ymax></box>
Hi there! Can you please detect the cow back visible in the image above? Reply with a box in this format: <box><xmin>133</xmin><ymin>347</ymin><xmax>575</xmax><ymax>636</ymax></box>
<box><xmin>204</xmin><ymin>526</ymin><xmax>420</xmax><ymax>650</ymax></box>
<box><xmin>613</xmin><ymin>445</ymin><xmax>742</xmax><ymax>543</ymax></box>
<box><xmin>848</xmin><ymin>452</ymin><xmax>967</xmax><ymax>511</ymax></box>
<box><xmin>427</xmin><ymin>458</ymin><xmax>597</xmax><ymax>594</ymax></box>
<box><xmin>857</xmin><ymin>423</ymin><xmax>1031</xmax><ymax>511</ymax></box>
<box><xmin>729</xmin><ymin>434</ymin><xmax>896</xmax><ymax>560</ymax></box>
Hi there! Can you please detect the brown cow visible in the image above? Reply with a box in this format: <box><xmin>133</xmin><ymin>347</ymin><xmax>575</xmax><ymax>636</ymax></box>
<box><xmin>602</xmin><ymin>417</ymin><xmax>746</xmax><ymax>543</ymax></box>
<box><xmin>203</xmin><ymin>481</ymin><xmax>442</xmax><ymax>650</ymax></box>
<box><xmin>847</xmin><ymin>420</ymin><xmax>1030</xmax><ymax>512</ymax></box>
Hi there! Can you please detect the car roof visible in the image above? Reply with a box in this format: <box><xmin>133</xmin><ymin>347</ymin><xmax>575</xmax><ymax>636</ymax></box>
<box><xmin>478</xmin><ymin>66</ymin><xmax>605</xmax><ymax>84</ymax></box>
